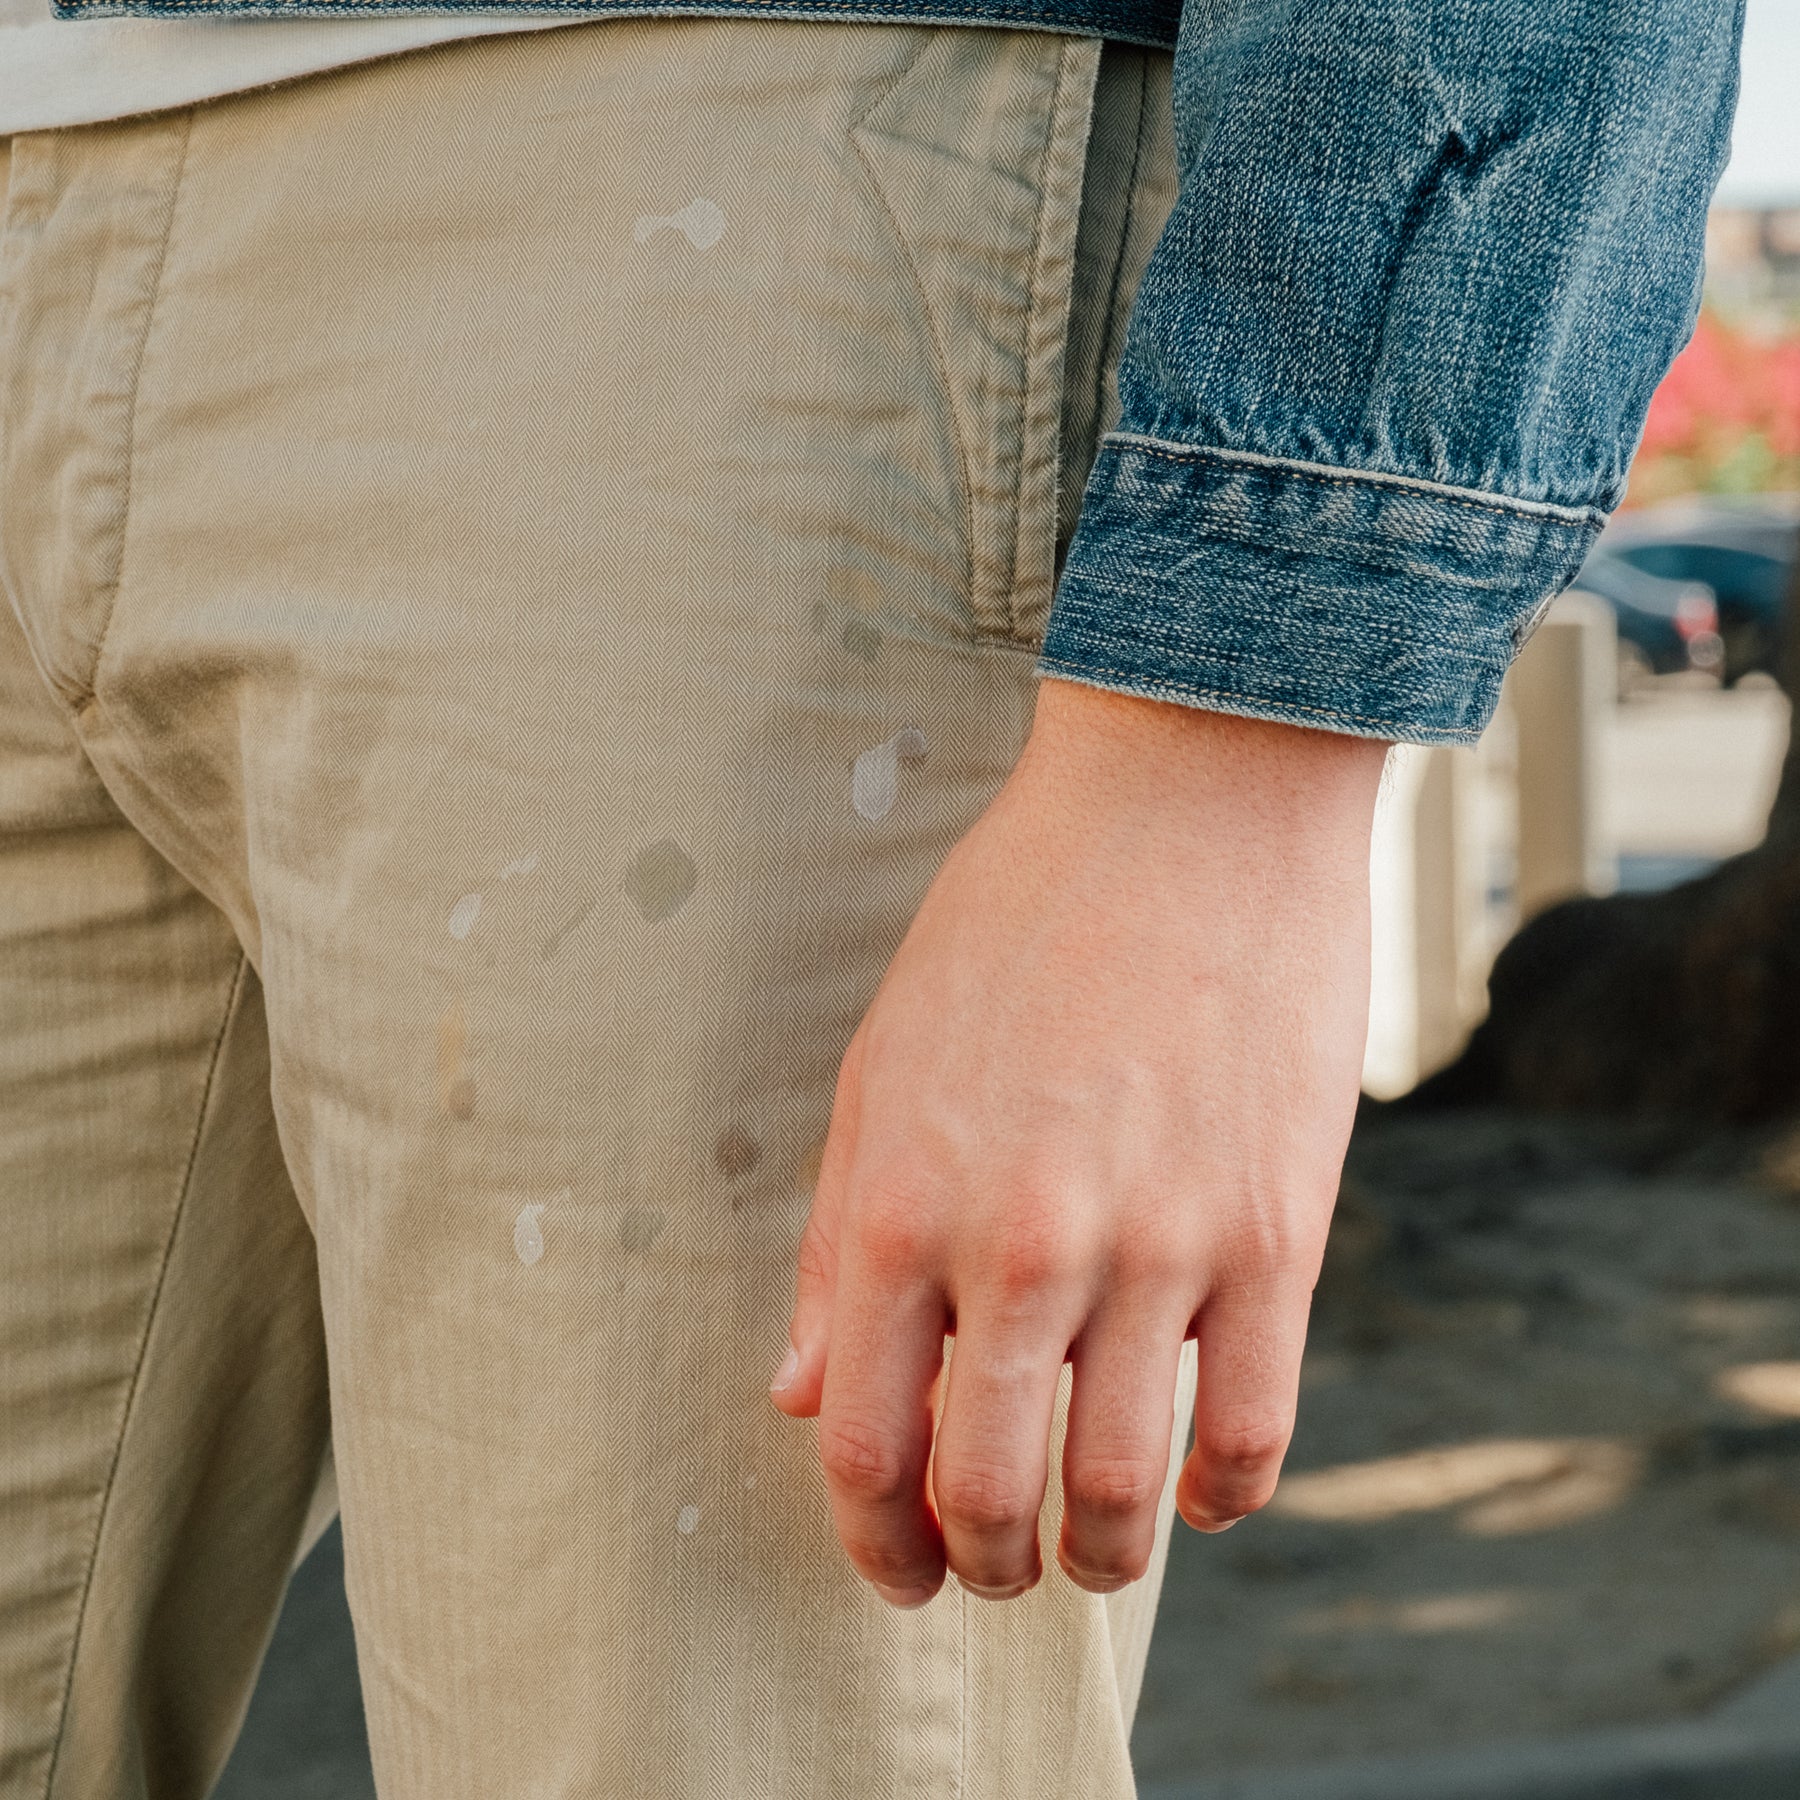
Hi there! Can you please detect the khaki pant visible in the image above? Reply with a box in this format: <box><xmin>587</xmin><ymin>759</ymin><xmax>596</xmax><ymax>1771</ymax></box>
<box><xmin>0</xmin><ymin>23</ymin><xmax>1184</xmax><ymax>1797</ymax></box>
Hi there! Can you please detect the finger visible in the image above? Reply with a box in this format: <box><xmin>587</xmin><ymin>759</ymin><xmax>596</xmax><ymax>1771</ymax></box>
<box><xmin>772</xmin><ymin>1025</ymin><xmax>866</xmax><ymax>1419</ymax></box>
<box><xmin>817</xmin><ymin>1253</ymin><xmax>949</xmax><ymax>1608</ymax></box>
<box><xmin>1177</xmin><ymin>1274</ymin><xmax>1311</xmax><ymax>1532</ymax></box>
<box><xmin>931</xmin><ymin>1306</ymin><xmax>1071</xmax><ymax>1600</ymax></box>
<box><xmin>1057</xmin><ymin>1302</ymin><xmax>1187</xmax><ymax>1593</ymax></box>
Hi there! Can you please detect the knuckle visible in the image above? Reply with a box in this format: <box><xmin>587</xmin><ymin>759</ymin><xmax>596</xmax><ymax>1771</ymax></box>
<box><xmin>819</xmin><ymin>1416</ymin><xmax>913</xmax><ymax>1506</ymax></box>
<box><xmin>847</xmin><ymin>1538</ymin><xmax>936</xmax><ymax>1590</ymax></box>
<box><xmin>987</xmin><ymin>1205</ymin><xmax>1076</xmax><ymax>1300</ymax></box>
<box><xmin>991</xmin><ymin>1241</ymin><xmax>1058</xmax><ymax>1300</ymax></box>
<box><xmin>1203</xmin><ymin>1414</ymin><xmax>1291</xmax><ymax>1484</ymax></box>
<box><xmin>1221</xmin><ymin>1216</ymin><xmax>1297</xmax><ymax>1284</ymax></box>
<box><xmin>935</xmin><ymin>1462</ymin><xmax>1035</xmax><ymax>1536</ymax></box>
<box><xmin>853</xmin><ymin>1200</ymin><xmax>932</xmax><ymax>1281</ymax></box>
<box><xmin>1066</xmin><ymin>1455</ymin><xmax>1164</xmax><ymax>1523</ymax></box>
<box><xmin>1218</xmin><ymin>1195</ymin><xmax>1326</xmax><ymax>1287</ymax></box>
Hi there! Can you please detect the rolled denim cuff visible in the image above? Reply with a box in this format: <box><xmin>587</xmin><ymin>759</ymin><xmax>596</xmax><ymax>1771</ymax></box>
<box><xmin>1040</xmin><ymin>433</ymin><xmax>1605</xmax><ymax>747</ymax></box>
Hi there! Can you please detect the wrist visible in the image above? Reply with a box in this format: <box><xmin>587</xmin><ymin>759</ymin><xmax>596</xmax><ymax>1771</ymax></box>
<box><xmin>1020</xmin><ymin>676</ymin><xmax>1389</xmax><ymax>848</ymax></box>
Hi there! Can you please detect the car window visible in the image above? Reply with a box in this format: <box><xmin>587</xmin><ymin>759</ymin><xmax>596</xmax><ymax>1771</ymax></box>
<box><xmin>1615</xmin><ymin>544</ymin><xmax>1787</xmax><ymax>612</ymax></box>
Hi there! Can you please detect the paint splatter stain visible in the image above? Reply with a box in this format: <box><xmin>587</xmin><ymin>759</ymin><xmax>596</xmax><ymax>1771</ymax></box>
<box><xmin>633</xmin><ymin>197</ymin><xmax>726</xmax><ymax>250</ymax></box>
<box><xmin>852</xmin><ymin>725</ymin><xmax>927</xmax><ymax>822</ymax></box>
<box><xmin>448</xmin><ymin>893</ymin><xmax>482</xmax><ymax>941</ymax></box>
<box><xmin>513</xmin><ymin>1204</ymin><xmax>546</xmax><ymax>1266</ymax></box>
<box><xmin>623</xmin><ymin>839</ymin><xmax>697</xmax><ymax>922</ymax></box>
<box><xmin>714</xmin><ymin>1127</ymin><xmax>761</xmax><ymax>1179</ymax></box>
<box><xmin>841</xmin><ymin>617</ymin><xmax>882</xmax><ymax>662</ymax></box>
<box><xmin>499</xmin><ymin>851</ymin><xmax>540</xmax><ymax>881</ymax></box>
<box><xmin>620</xmin><ymin>1207</ymin><xmax>667</xmax><ymax>1254</ymax></box>
<box><xmin>438</xmin><ymin>1002</ymin><xmax>473</xmax><ymax>1119</ymax></box>
<box><xmin>676</xmin><ymin>1504</ymin><xmax>700</xmax><ymax>1536</ymax></box>
<box><xmin>852</xmin><ymin>741</ymin><xmax>898</xmax><ymax>822</ymax></box>
<box><xmin>541</xmin><ymin>896</ymin><xmax>596</xmax><ymax>958</ymax></box>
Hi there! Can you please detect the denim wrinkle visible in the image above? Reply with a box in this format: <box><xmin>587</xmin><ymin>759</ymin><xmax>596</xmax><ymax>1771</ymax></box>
<box><xmin>1046</xmin><ymin>0</ymin><xmax>1744</xmax><ymax>743</ymax></box>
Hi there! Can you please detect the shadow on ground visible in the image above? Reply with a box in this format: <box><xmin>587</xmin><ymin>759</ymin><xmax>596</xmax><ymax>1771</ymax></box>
<box><xmin>1133</xmin><ymin>1108</ymin><xmax>1800</xmax><ymax>1787</ymax></box>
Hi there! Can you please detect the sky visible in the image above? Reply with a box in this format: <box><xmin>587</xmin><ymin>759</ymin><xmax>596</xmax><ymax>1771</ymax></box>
<box><xmin>1718</xmin><ymin>0</ymin><xmax>1800</xmax><ymax>206</ymax></box>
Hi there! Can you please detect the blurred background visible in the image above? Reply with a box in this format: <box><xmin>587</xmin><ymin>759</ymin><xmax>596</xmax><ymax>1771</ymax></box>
<box><xmin>217</xmin><ymin>4</ymin><xmax>1800</xmax><ymax>1795</ymax></box>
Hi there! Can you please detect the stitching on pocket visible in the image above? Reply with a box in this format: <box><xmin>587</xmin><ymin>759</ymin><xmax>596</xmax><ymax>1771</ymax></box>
<box><xmin>1089</xmin><ymin>52</ymin><xmax>1150</xmax><ymax>461</ymax></box>
<box><xmin>1006</xmin><ymin>34</ymin><xmax>1101</xmax><ymax>647</ymax></box>
<box><xmin>846</xmin><ymin>35</ymin><xmax>978</xmax><ymax>624</ymax></box>
<box><xmin>71</xmin><ymin>109</ymin><xmax>195</xmax><ymax>717</ymax></box>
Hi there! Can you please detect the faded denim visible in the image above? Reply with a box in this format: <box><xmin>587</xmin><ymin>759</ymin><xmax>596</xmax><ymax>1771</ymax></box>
<box><xmin>1046</xmin><ymin>0</ymin><xmax>1746</xmax><ymax>742</ymax></box>
<box><xmin>52</xmin><ymin>0</ymin><xmax>1746</xmax><ymax>743</ymax></box>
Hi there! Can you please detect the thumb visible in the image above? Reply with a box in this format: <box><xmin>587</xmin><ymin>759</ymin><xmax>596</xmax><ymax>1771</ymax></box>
<box><xmin>770</xmin><ymin>1022</ymin><xmax>866</xmax><ymax>1418</ymax></box>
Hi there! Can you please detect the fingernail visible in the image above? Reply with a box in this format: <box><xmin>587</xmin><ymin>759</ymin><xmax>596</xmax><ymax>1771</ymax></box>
<box><xmin>874</xmin><ymin>1583</ymin><xmax>936</xmax><ymax>1610</ymax></box>
<box><xmin>1057</xmin><ymin>1556</ymin><xmax>1132</xmax><ymax>1594</ymax></box>
<box><xmin>1198</xmin><ymin>1515</ymin><xmax>1245</xmax><ymax>1534</ymax></box>
<box><xmin>959</xmin><ymin>1577</ymin><xmax>1033</xmax><ymax>1601</ymax></box>
<box><xmin>769</xmin><ymin>1346</ymin><xmax>801</xmax><ymax>1393</ymax></box>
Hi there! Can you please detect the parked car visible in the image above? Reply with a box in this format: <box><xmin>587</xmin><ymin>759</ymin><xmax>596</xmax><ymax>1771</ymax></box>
<box><xmin>1567</xmin><ymin>549</ymin><xmax>1723</xmax><ymax>687</ymax></box>
<box><xmin>1577</xmin><ymin>495</ymin><xmax>1798</xmax><ymax>686</ymax></box>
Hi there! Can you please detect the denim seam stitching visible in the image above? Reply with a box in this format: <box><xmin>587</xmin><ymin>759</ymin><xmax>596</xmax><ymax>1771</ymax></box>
<box><xmin>55</xmin><ymin>0</ymin><xmax>1175</xmax><ymax>34</ymax></box>
<box><xmin>69</xmin><ymin>109</ymin><xmax>194</xmax><ymax>716</ymax></box>
<box><xmin>39</xmin><ymin>951</ymin><xmax>250</xmax><ymax>1800</ymax></box>
<box><xmin>1035</xmin><ymin>651</ymin><xmax>1465</xmax><ymax>736</ymax></box>
<box><xmin>1102</xmin><ymin>431</ymin><xmax>1606</xmax><ymax>527</ymax></box>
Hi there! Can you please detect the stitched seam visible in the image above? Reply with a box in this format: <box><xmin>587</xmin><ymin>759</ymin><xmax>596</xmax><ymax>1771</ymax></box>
<box><xmin>1090</xmin><ymin>53</ymin><xmax>1149</xmax><ymax>452</ymax></box>
<box><xmin>69</xmin><ymin>110</ymin><xmax>194</xmax><ymax>715</ymax></box>
<box><xmin>1102</xmin><ymin>432</ymin><xmax>1607</xmax><ymax>527</ymax></box>
<box><xmin>1036</xmin><ymin>652</ymin><xmax>1476</xmax><ymax>735</ymax></box>
<box><xmin>848</xmin><ymin>54</ymin><xmax>979</xmax><ymax>634</ymax></box>
<box><xmin>1004</xmin><ymin>38</ymin><xmax>1076</xmax><ymax>641</ymax></box>
<box><xmin>39</xmin><ymin>951</ymin><xmax>250</xmax><ymax>1800</ymax></box>
<box><xmin>53</xmin><ymin>0</ymin><xmax>1179</xmax><ymax>39</ymax></box>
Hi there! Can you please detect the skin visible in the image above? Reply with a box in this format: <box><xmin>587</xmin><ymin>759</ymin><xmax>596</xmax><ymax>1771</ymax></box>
<box><xmin>771</xmin><ymin>676</ymin><xmax>1390</xmax><ymax>1605</ymax></box>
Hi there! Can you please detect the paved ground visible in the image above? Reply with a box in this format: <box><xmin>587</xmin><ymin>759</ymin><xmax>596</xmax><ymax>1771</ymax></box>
<box><xmin>1131</xmin><ymin>1111</ymin><xmax>1800</xmax><ymax>1787</ymax></box>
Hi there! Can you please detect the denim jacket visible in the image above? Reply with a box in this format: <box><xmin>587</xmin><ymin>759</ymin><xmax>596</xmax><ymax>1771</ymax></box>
<box><xmin>60</xmin><ymin>0</ymin><xmax>1746</xmax><ymax>744</ymax></box>
<box><xmin>1044</xmin><ymin>0</ymin><xmax>1744</xmax><ymax>743</ymax></box>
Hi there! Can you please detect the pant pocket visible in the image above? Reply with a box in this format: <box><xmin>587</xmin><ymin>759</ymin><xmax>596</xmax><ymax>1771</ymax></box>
<box><xmin>849</xmin><ymin>27</ymin><xmax>1103</xmax><ymax>649</ymax></box>
<box><xmin>1056</xmin><ymin>41</ymin><xmax>1179</xmax><ymax>577</ymax></box>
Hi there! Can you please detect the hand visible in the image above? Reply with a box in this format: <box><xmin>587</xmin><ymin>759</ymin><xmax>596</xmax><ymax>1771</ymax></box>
<box><xmin>770</xmin><ymin>678</ymin><xmax>1387</xmax><ymax>1605</ymax></box>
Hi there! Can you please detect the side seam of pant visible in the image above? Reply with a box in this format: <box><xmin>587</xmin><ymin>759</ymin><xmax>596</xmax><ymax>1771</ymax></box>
<box><xmin>1</xmin><ymin>121</ymin><xmax>331</xmax><ymax>1800</ymax></box>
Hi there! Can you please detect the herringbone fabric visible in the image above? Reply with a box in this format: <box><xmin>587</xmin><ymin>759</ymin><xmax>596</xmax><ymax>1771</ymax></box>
<box><xmin>0</xmin><ymin>25</ymin><xmax>1188</xmax><ymax>1798</ymax></box>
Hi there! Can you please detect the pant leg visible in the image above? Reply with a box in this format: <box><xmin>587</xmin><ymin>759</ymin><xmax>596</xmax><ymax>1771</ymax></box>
<box><xmin>0</xmin><ymin>134</ymin><xmax>331</xmax><ymax>1798</ymax></box>
<box><xmin>0</xmin><ymin>26</ymin><xmax>1183</xmax><ymax>1796</ymax></box>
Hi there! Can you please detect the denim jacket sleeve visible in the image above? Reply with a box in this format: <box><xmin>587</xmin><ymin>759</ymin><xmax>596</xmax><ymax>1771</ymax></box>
<box><xmin>1041</xmin><ymin>0</ymin><xmax>1745</xmax><ymax>744</ymax></box>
